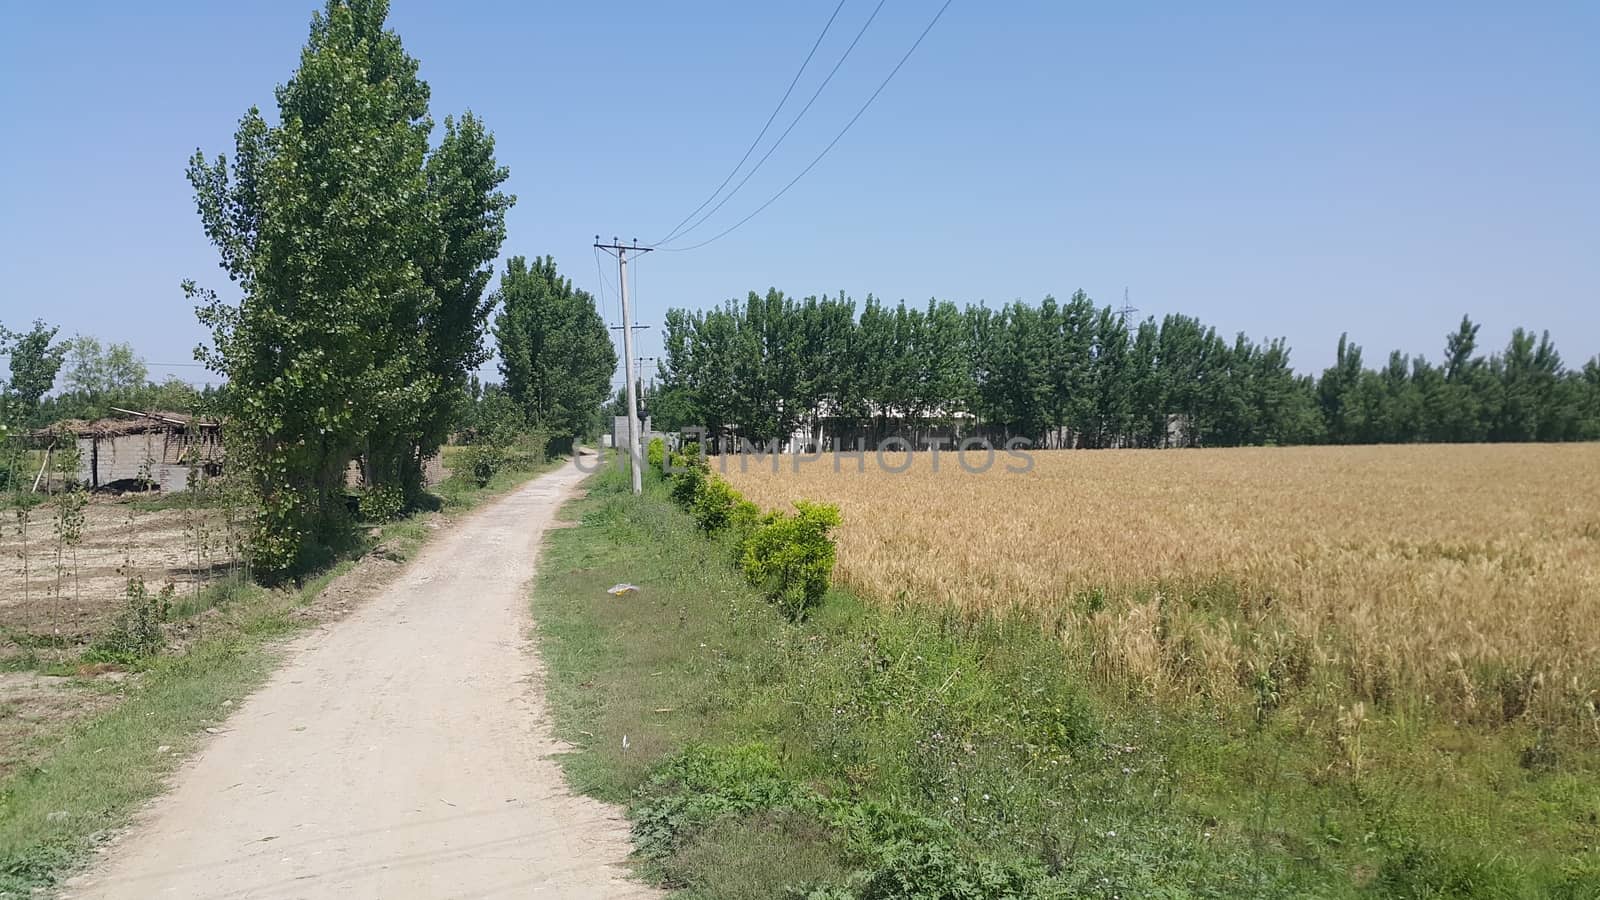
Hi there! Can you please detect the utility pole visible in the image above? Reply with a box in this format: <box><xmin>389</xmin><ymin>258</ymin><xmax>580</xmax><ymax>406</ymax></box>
<box><xmin>635</xmin><ymin>357</ymin><xmax>658</xmax><ymax>392</ymax></box>
<box><xmin>595</xmin><ymin>236</ymin><xmax>652</xmax><ymax>494</ymax></box>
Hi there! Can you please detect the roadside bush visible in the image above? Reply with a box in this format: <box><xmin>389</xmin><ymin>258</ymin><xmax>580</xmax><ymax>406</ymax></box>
<box><xmin>671</xmin><ymin>441</ymin><xmax>705</xmax><ymax>470</ymax></box>
<box><xmin>691</xmin><ymin>476</ymin><xmax>741</xmax><ymax>533</ymax></box>
<box><xmin>647</xmin><ymin>437</ymin><xmax>665</xmax><ymax>471</ymax></box>
<box><xmin>358</xmin><ymin>483</ymin><xmax>405</xmax><ymax>522</ymax></box>
<box><xmin>740</xmin><ymin>500</ymin><xmax>842</xmax><ymax>618</ymax></box>
<box><xmin>87</xmin><ymin>577</ymin><xmax>173</xmax><ymax>662</ymax></box>
<box><xmin>467</xmin><ymin>445</ymin><xmax>503</xmax><ymax>487</ymax></box>
<box><xmin>658</xmin><ymin>449</ymin><xmax>842</xmax><ymax>615</ymax></box>
<box><xmin>518</xmin><ymin>428</ymin><xmax>554</xmax><ymax>464</ymax></box>
<box><xmin>726</xmin><ymin>498</ymin><xmax>762</xmax><ymax>555</ymax></box>
<box><xmin>668</xmin><ymin>443</ymin><xmax>708</xmax><ymax>507</ymax></box>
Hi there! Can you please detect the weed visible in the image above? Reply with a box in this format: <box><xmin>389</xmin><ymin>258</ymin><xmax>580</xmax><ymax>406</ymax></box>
<box><xmin>85</xmin><ymin>577</ymin><xmax>173</xmax><ymax>663</ymax></box>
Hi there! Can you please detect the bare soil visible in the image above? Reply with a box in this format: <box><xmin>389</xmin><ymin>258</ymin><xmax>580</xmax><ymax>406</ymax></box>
<box><xmin>0</xmin><ymin>500</ymin><xmax>238</xmax><ymax>652</ymax></box>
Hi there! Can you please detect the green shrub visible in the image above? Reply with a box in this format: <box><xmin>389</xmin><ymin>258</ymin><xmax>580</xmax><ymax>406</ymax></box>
<box><xmin>740</xmin><ymin>500</ymin><xmax>841</xmax><ymax>618</ymax></box>
<box><xmin>519</xmin><ymin>428</ymin><xmax>554</xmax><ymax>464</ymax></box>
<box><xmin>691</xmin><ymin>476</ymin><xmax>741</xmax><ymax>533</ymax></box>
<box><xmin>87</xmin><ymin>577</ymin><xmax>173</xmax><ymax>662</ymax></box>
<box><xmin>357</xmin><ymin>483</ymin><xmax>405</xmax><ymax>522</ymax></box>
<box><xmin>647</xmin><ymin>437</ymin><xmax>665</xmax><ymax>471</ymax></box>
<box><xmin>467</xmin><ymin>445</ymin><xmax>503</xmax><ymax>487</ymax></box>
<box><xmin>669</xmin><ymin>448</ymin><xmax>707</xmax><ymax>507</ymax></box>
<box><xmin>670</xmin><ymin>441</ymin><xmax>705</xmax><ymax>470</ymax></box>
<box><xmin>726</xmin><ymin>498</ymin><xmax>762</xmax><ymax>557</ymax></box>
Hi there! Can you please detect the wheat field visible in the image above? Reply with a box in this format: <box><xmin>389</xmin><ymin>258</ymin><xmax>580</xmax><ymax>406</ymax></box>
<box><xmin>722</xmin><ymin>444</ymin><xmax>1600</xmax><ymax>727</ymax></box>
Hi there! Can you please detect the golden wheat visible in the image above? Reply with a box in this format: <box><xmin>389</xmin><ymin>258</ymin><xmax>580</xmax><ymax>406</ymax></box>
<box><xmin>722</xmin><ymin>444</ymin><xmax>1600</xmax><ymax>728</ymax></box>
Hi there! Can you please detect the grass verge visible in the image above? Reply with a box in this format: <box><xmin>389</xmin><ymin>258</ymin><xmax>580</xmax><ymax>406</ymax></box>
<box><xmin>531</xmin><ymin>464</ymin><xmax>1600</xmax><ymax>899</ymax></box>
<box><xmin>0</xmin><ymin>449</ymin><xmax>564</xmax><ymax>895</ymax></box>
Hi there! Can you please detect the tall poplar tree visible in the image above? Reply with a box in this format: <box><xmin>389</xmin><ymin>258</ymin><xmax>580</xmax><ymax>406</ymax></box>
<box><xmin>187</xmin><ymin>0</ymin><xmax>510</xmax><ymax>575</ymax></box>
<box><xmin>492</xmin><ymin>256</ymin><xmax>616</xmax><ymax>441</ymax></box>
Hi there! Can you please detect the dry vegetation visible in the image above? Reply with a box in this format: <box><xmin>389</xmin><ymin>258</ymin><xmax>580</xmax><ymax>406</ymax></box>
<box><xmin>724</xmin><ymin>444</ymin><xmax>1600</xmax><ymax>730</ymax></box>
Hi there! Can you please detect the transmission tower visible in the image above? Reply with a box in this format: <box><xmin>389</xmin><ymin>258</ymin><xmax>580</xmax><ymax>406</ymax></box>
<box><xmin>1117</xmin><ymin>287</ymin><xmax>1139</xmax><ymax>327</ymax></box>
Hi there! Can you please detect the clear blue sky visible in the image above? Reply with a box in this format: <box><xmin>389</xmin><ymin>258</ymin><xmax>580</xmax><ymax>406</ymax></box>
<box><xmin>2</xmin><ymin>1</ymin><xmax>1596</xmax><ymax>390</ymax></box>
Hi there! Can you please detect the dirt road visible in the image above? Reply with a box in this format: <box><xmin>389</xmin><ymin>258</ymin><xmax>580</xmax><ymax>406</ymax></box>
<box><xmin>66</xmin><ymin>459</ymin><xmax>657</xmax><ymax>899</ymax></box>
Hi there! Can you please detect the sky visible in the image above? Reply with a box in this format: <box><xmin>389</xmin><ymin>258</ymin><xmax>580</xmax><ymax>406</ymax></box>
<box><xmin>1</xmin><ymin>0</ymin><xmax>1597</xmax><ymax>392</ymax></box>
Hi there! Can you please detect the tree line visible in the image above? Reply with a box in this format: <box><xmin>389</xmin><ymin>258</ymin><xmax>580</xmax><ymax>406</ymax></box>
<box><xmin>0</xmin><ymin>328</ymin><xmax>220</xmax><ymax>429</ymax></box>
<box><xmin>650</xmin><ymin>290</ymin><xmax>1600</xmax><ymax>449</ymax></box>
<box><xmin>491</xmin><ymin>256</ymin><xmax>616</xmax><ymax>444</ymax></box>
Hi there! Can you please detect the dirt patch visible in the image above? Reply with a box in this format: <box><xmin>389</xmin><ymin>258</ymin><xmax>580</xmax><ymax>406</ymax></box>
<box><xmin>296</xmin><ymin>547</ymin><xmax>414</xmax><ymax>625</ymax></box>
<box><xmin>0</xmin><ymin>499</ymin><xmax>240</xmax><ymax>655</ymax></box>
<box><xmin>0</xmin><ymin>671</ymin><xmax>123</xmax><ymax>779</ymax></box>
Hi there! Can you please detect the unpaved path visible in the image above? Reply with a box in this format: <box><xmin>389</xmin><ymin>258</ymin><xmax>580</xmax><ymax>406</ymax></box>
<box><xmin>66</xmin><ymin>459</ymin><xmax>657</xmax><ymax>899</ymax></box>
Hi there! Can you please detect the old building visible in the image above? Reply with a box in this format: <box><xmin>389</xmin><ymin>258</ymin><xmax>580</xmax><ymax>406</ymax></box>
<box><xmin>33</xmin><ymin>410</ymin><xmax>222</xmax><ymax>492</ymax></box>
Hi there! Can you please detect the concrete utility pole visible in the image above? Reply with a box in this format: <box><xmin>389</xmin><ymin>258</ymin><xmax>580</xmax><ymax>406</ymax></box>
<box><xmin>595</xmin><ymin>237</ymin><xmax>653</xmax><ymax>495</ymax></box>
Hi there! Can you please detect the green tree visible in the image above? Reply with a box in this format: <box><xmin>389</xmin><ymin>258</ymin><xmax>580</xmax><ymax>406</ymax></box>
<box><xmin>1317</xmin><ymin>334</ymin><xmax>1369</xmax><ymax>443</ymax></box>
<box><xmin>366</xmin><ymin>112</ymin><xmax>512</xmax><ymax>495</ymax></box>
<box><xmin>1580</xmin><ymin>357</ymin><xmax>1600</xmax><ymax>438</ymax></box>
<box><xmin>1427</xmin><ymin>316</ymin><xmax>1493</xmax><ymax>441</ymax></box>
<box><xmin>187</xmin><ymin>0</ymin><xmax>506</xmax><ymax>575</ymax></box>
<box><xmin>60</xmin><ymin>336</ymin><xmax>147</xmax><ymax>399</ymax></box>
<box><xmin>492</xmin><ymin>256</ymin><xmax>616</xmax><ymax>440</ymax></box>
<box><xmin>2</xmin><ymin>320</ymin><xmax>66</xmax><ymax>423</ymax></box>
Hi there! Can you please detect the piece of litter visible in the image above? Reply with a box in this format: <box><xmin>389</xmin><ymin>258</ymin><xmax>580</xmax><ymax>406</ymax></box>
<box><xmin>204</xmin><ymin>727</ymin><xmax>222</xmax><ymax>735</ymax></box>
<box><xmin>606</xmin><ymin>583</ymin><xmax>640</xmax><ymax>596</ymax></box>
<box><xmin>156</xmin><ymin>745</ymin><xmax>171</xmax><ymax>754</ymax></box>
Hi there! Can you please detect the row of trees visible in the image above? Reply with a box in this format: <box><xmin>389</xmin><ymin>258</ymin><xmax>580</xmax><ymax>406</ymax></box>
<box><xmin>186</xmin><ymin>0</ymin><xmax>518</xmax><ymax>576</ymax></box>
<box><xmin>651</xmin><ymin>290</ymin><xmax>1600</xmax><ymax>449</ymax></box>
<box><xmin>1</xmin><ymin>324</ymin><xmax>221</xmax><ymax>429</ymax></box>
<box><xmin>491</xmin><ymin>256</ymin><xmax>616</xmax><ymax>441</ymax></box>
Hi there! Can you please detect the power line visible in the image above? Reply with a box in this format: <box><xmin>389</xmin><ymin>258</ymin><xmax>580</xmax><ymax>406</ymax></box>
<box><xmin>594</xmin><ymin>244</ymin><xmax>620</xmax><ymax>324</ymax></box>
<box><xmin>650</xmin><ymin>0</ymin><xmax>850</xmax><ymax>247</ymax></box>
<box><xmin>657</xmin><ymin>0</ymin><xmax>955</xmax><ymax>254</ymax></box>
<box><xmin>653</xmin><ymin>0</ymin><xmax>888</xmax><ymax>248</ymax></box>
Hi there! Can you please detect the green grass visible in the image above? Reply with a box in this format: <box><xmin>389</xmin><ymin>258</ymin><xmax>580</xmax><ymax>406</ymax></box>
<box><xmin>530</xmin><ymin>465</ymin><xmax>1600</xmax><ymax>899</ymax></box>
<box><xmin>0</xmin><ymin>581</ymin><xmax>304</xmax><ymax>895</ymax></box>
<box><xmin>0</xmin><ymin>449</ymin><xmax>562</xmax><ymax>895</ymax></box>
